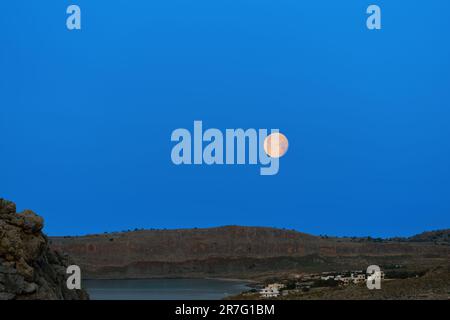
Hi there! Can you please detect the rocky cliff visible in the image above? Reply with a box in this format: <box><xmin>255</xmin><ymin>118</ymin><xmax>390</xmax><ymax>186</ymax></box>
<box><xmin>0</xmin><ymin>199</ymin><xmax>89</xmax><ymax>300</ymax></box>
<box><xmin>51</xmin><ymin>226</ymin><xmax>450</xmax><ymax>279</ymax></box>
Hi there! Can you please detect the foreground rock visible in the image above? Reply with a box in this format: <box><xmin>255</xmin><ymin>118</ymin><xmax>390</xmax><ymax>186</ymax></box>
<box><xmin>0</xmin><ymin>199</ymin><xmax>88</xmax><ymax>300</ymax></box>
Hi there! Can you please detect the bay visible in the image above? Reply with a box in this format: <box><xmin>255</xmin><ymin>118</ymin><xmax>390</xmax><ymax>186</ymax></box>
<box><xmin>84</xmin><ymin>278</ymin><xmax>250</xmax><ymax>300</ymax></box>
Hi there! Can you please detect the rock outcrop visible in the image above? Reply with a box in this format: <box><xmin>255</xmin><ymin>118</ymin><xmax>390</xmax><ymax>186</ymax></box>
<box><xmin>0</xmin><ymin>199</ymin><xmax>89</xmax><ymax>300</ymax></box>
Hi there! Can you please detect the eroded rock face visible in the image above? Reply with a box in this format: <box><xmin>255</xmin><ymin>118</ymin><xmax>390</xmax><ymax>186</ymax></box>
<box><xmin>51</xmin><ymin>225</ymin><xmax>450</xmax><ymax>280</ymax></box>
<box><xmin>0</xmin><ymin>199</ymin><xmax>89</xmax><ymax>300</ymax></box>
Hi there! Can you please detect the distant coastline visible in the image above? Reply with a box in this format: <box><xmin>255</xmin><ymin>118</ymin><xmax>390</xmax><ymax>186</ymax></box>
<box><xmin>50</xmin><ymin>226</ymin><xmax>450</xmax><ymax>281</ymax></box>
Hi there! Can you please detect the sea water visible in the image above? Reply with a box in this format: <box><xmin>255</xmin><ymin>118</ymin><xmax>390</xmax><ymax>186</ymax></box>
<box><xmin>84</xmin><ymin>278</ymin><xmax>250</xmax><ymax>300</ymax></box>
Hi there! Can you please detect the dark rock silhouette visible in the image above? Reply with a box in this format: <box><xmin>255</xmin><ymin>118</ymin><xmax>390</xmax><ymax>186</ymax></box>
<box><xmin>0</xmin><ymin>199</ymin><xmax>89</xmax><ymax>300</ymax></box>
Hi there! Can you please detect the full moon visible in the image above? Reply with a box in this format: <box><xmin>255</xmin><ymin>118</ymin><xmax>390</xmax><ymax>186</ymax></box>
<box><xmin>263</xmin><ymin>133</ymin><xmax>289</xmax><ymax>158</ymax></box>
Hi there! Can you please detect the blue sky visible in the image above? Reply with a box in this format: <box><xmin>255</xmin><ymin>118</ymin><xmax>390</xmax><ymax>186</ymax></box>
<box><xmin>1</xmin><ymin>1</ymin><xmax>449</xmax><ymax>237</ymax></box>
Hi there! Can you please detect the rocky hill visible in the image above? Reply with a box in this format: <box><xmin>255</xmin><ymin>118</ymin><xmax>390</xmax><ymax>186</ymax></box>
<box><xmin>407</xmin><ymin>229</ymin><xmax>450</xmax><ymax>244</ymax></box>
<box><xmin>50</xmin><ymin>226</ymin><xmax>450</xmax><ymax>280</ymax></box>
<box><xmin>0</xmin><ymin>199</ymin><xmax>89</xmax><ymax>300</ymax></box>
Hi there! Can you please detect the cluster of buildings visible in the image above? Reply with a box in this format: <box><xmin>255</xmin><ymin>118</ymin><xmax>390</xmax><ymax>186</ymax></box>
<box><xmin>259</xmin><ymin>270</ymin><xmax>385</xmax><ymax>298</ymax></box>
<box><xmin>319</xmin><ymin>270</ymin><xmax>384</xmax><ymax>284</ymax></box>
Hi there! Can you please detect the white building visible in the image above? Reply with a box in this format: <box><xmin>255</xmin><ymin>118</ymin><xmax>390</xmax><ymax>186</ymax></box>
<box><xmin>334</xmin><ymin>275</ymin><xmax>352</xmax><ymax>284</ymax></box>
<box><xmin>351</xmin><ymin>273</ymin><xmax>366</xmax><ymax>284</ymax></box>
<box><xmin>260</xmin><ymin>283</ymin><xmax>285</xmax><ymax>298</ymax></box>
